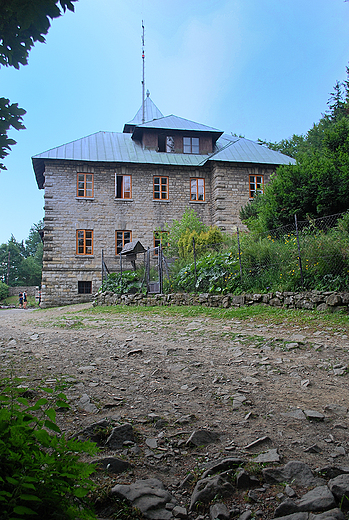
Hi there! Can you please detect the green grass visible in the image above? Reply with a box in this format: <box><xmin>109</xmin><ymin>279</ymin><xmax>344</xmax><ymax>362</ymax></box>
<box><xmin>82</xmin><ymin>303</ymin><xmax>349</xmax><ymax>334</ymax></box>
<box><xmin>0</xmin><ymin>295</ymin><xmax>39</xmax><ymax>308</ymax></box>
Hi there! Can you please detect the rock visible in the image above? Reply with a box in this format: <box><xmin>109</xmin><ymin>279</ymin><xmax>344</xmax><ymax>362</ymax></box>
<box><xmin>77</xmin><ymin>394</ymin><xmax>98</xmax><ymax>413</ymax></box>
<box><xmin>106</xmin><ymin>423</ymin><xmax>136</xmax><ymax>449</ymax></box>
<box><xmin>304</xmin><ymin>444</ymin><xmax>322</xmax><ymax>453</ymax></box>
<box><xmin>237</xmin><ymin>512</ymin><xmax>252</xmax><ymax>520</ymax></box>
<box><xmin>309</xmin><ymin>509</ymin><xmax>345</xmax><ymax>520</ymax></box>
<box><xmin>201</xmin><ymin>458</ymin><xmax>246</xmax><ymax>479</ymax></box>
<box><xmin>317</xmin><ymin>466</ymin><xmax>349</xmax><ymax>479</ymax></box>
<box><xmin>92</xmin><ymin>456</ymin><xmax>132</xmax><ymax>474</ymax></box>
<box><xmin>73</xmin><ymin>419</ymin><xmax>112</xmax><ymax>443</ymax></box>
<box><xmin>244</xmin><ymin>436</ymin><xmax>271</xmax><ymax>449</ymax></box>
<box><xmin>210</xmin><ymin>502</ymin><xmax>230</xmax><ymax>520</ymax></box>
<box><xmin>254</xmin><ymin>448</ymin><xmax>280</xmax><ymax>463</ymax></box>
<box><xmin>172</xmin><ymin>505</ymin><xmax>188</xmax><ymax>518</ymax></box>
<box><xmin>263</xmin><ymin>461</ymin><xmax>324</xmax><ymax>487</ymax></box>
<box><xmin>296</xmin><ymin>486</ymin><xmax>336</xmax><ymax>512</ymax></box>
<box><xmin>190</xmin><ymin>474</ymin><xmax>235</xmax><ymax>510</ymax></box>
<box><xmin>328</xmin><ymin>474</ymin><xmax>349</xmax><ymax>506</ymax></box>
<box><xmin>304</xmin><ymin>410</ymin><xmax>325</xmax><ymax>421</ymax></box>
<box><xmin>186</xmin><ymin>429</ymin><xmax>221</xmax><ymax>447</ymax></box>
<box><xmin>146</xmin><ymin>438</ymin><xmax>158</xmax><ymax>449</ymax></box>
<box><xmin>285</xmin><ymin>485</ymin><xmax>297</xmax><ymax>498</ymax></box>
<box><xmin>111</xmin><ymin>478</ymin><xmax>177</xmax><ymax>520</ymax></box>
<box><xmin>281</xmin><ymin>409</ymin><xmax>307</xmax><ymax>420</ymax></box>
<box><xmin>235</xmin><ymin>469</ymin><xmax>259</xmax><ymax>489</ymax></box>
<box><xmin>274</xmin><ymin>499</ymin><xmax>300</xmax><ymax>517</ymax></box>
<box><xmin>275</xmin><ymin>514</ymin><xmax>308</xmax><ymax>520</ymax></box>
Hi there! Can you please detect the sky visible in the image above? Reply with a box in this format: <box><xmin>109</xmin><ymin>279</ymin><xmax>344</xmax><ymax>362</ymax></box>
<box><xmin>1</xmin><ymin>0</ymin><xmax>349</xmax><ymax>245</ymax></box>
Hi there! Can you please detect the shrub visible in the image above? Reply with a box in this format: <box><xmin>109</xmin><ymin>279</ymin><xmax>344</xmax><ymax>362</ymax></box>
<box><xmin>165</xmin><ymin>207</ymin><xmax>207</xmax><ymax>257</ymax></box>
<box><xmin>0</xmin><ymin>377</ymin><xmax>98</xmax><ymax>519</ymax></box>
<box><xmin>0</xmin><ymin>281</ymin><xmax>9</xmax><ymax>300</ymax></box>
<box><xmin>178</xmin><ymin>226</ymin><xmax>225</xmax><ymax>260</ymax></box>
<box><xmin>100</xmin><ymin>270</ymin><xmax>144</xmax><ymax>294</ymax></box>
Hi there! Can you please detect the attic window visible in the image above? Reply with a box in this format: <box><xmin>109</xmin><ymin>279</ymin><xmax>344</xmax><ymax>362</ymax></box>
<box><xmin>158</xmin><ymin>135</ymin><xmax>175</xmax><ymax>152</ymax></box>
<box><xmin>183</xmin><ymin>137</ymin><xmax>199</xmax><ymax>154</ymax></box>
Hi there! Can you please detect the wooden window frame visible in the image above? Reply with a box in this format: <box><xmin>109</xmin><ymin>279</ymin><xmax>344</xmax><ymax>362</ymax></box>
<box><xmin>115</xmin><ymin>230</ymin><xmax>132</xmax><ymax>255</ymax></box>
<box><xmin>153</xmin><ymin>176</ymin><xmax>169</xmax><ymax>200</ymax></box>
<box><xmin>190</xmin><ymin>178</ymin><xmax>205</xmax><ymax>201</ymax></box>
<box><xmin>76</xmin><ymin>229</ymin><xmax>93</xmax><ymax>255</ymax></box>
<box><xmin>249</xmin><ymin>175</ymin><xmax>264</xmax><ymax>198</ymax></box>
<box><xmin>153</xmin><ymin>231</ymin><xmax>169</xmax><ymax>254</ymax></box>
<box><xmin>77</xmin><ymin>173</ymin><xmax>94</xmax><ymax>198</ymax></box>
<box><xmin>183</xmin><ymin>136</ymin><xmax>200</xmax><ymax>154</ymax></box>
<box><xmin>115</xmin><ymin>174</ymin><xmax>132</xmax><ymax>199</ymax></box>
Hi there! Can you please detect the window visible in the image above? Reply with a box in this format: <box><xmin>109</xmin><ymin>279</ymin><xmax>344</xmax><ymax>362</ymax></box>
<box><xmin>153</xmin><ymin>176</ymin><xmax>169</xmax><ymax>200</ymax></box>
<box><xmin>115</xmin><ymin>175</ymin><xmax>132</xmax><ymax>199</ymax></box>
<box><xmin>183</xmin><ymin>137</ymin><xmax>199</xmax><ymax>154</ymax></box>
<box><xmin>249</xmin><ymin>175</ymin><xmax>264</xmax><ymax>198</ymax></box>
<box><xmin>78</xmin><ymin>281</ymin><xmax>92</xmax><ymax>294</ymax></box>
<box><xmin>116</xmin><ymin>230</ymin><xmax>132</xmax><ymax>255</ymax></box>
<box><xmin>154</xmin><ymin>231</ymin><xmax>169</xmax><ymax>254</ymax></box>
<box><xmin>158</xmin><ymin>135</ymin><xmax>175</xmax><ymax>152</ymax></box>
<box><xmin>76</xmin><ymin>230</ymin><xmax>93</xmax><ymax>255</ymax></box>
<box><xmin>190</xmin><ymin>178</ymin><xmax>205</xmax><ymax>201</ymax></box>
<box><xmin>77</xmin><ymin>173</ymin><xmax>93</xmax><ymax>197</ymax></box>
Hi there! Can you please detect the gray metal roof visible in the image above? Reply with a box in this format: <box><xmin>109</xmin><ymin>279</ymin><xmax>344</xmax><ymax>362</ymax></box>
<box><xmin>211</xmin><ymin>135</ymin><xmax>296</xmax><ymax>165</ymax></box>
<box><xmin>124</xmin><ymin>96</ymin><xmax>164</xmax><ymax>131</ymax></box>
<box><xmin>136</xmin><ymin>115</ymin><xmax>223</xmax><ymax>134</ymax></box>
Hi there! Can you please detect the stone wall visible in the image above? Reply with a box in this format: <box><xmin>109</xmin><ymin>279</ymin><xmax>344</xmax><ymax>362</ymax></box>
<box><xmin>40</xmin><ymin>158</ymin><xmax>265</xmax><ymax>308</ymax></box>
<box><xmin>94</xmin><ymin>290</ymin><xmax>349</xmax><ymax>313</ymax></box>
<box><xmin>9</xmin><ymin>286</ymin><xmax>38</xmax><ymax>297</ymax></box>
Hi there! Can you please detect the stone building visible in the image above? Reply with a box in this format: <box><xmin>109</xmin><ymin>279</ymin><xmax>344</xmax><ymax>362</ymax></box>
<box><xmin>32</xmin><ymin>95</ymin><xmax>295</xmax><ymax>307</ymax></box>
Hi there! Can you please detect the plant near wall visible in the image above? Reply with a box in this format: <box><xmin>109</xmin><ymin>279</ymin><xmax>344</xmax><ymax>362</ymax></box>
<box><xmin>0</xmin><ymin>376</ymin><xmax>98</xmax><ymax>520</ymax></box>
<box><xmin>100</xmin><ymin>270</ymin><xmax>145</xmax><ymax>294</ymax></box>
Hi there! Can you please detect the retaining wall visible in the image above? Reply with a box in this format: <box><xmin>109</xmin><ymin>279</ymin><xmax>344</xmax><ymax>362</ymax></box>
<box><xmin>93</xmin><ymin>290</ymin><xmax>349</xmax><ymax>313</ymax></box>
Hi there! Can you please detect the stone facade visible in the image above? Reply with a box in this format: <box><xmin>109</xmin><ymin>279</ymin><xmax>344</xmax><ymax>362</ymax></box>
<box><xmin>40</xmin><ymin>158</ymin><xmax>275</xmax><ymax>307</ymax></box>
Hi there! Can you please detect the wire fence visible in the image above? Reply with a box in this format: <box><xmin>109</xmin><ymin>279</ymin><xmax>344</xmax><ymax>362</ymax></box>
<box><xmin>172</xmin><ymin>212</ymin><xmax>349</xmax><ymax>293</ymax></box>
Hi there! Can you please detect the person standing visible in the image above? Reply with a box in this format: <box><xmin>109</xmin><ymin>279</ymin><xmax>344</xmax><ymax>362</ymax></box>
<box><xmin>23</xmin><ymin>291</ymin><xmax>27</xmax><ymax>309</ymax></box>
<box><xmin>19</xmin><ymin>292</ymin><xmax>23</xmax><ymax>308</ymax></box>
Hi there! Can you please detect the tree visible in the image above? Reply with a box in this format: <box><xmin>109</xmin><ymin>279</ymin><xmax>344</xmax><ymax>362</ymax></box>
<box><xmin>0</xmin><ymin>0</ymin><xmax>77</xmax><ymax>169</ymax></box>
<box><xmin>240</xmin><ymin>67</ymin><xmax>349</xmax><ymax>232</ymax></box>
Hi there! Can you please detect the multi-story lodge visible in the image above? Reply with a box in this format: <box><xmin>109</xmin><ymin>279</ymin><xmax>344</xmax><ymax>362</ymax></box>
<box><xmin>32</xmin><ymin>94</ymin><xmax>295</xmax><ymax>307</ymax></box>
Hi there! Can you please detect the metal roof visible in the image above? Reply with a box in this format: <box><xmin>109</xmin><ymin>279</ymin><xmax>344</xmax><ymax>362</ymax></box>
<box><xmin>211</xmin><ymin>135</ymin><xmax>296</xmax><ymax>165</ymax></box>
<box><xmin>135</xmin><ymin>115</ymin><xmax>223</xmax><ymax>134</ymax></box>
<box><xmin>123</xmin><ymin>96</ymin><xmax>164</xmax><ymax>132</ymax></box>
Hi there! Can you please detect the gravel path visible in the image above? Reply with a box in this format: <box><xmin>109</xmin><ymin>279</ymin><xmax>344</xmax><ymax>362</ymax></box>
<box><xmin>1</xmin><ymin>303</ymin><xmax>349</xmax><ymax>517</ymax></box>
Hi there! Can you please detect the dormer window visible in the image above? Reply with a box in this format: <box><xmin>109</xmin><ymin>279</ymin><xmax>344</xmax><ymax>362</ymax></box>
<box><xmin>158</xmin><ymin>135</ymin><xmax>175</xmax><ymax>152</ymax></box>
<box><xmin>183</xmin><ymin>137</ymin><xmax>199</xmax><ymax>154</ymax></box>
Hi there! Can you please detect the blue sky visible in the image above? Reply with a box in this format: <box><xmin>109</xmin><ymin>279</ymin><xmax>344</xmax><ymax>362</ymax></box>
<box><xmin>1</xmin><ymin>0</ymin><xmax>349</xmax><ymax>244</ymax></box>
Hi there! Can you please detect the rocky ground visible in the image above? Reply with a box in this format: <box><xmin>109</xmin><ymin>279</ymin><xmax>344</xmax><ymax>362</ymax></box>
<box><xmin>1</xmin><ymin>303</ymin><xmax>349</xmax><ymax>520</ymax></box>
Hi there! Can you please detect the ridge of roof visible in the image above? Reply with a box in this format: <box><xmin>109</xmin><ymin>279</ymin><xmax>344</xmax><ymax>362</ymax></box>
<box><xmin>135</xmin><ymin>114</ymin><xmax>223</xmax><ymax>134</ymax></box>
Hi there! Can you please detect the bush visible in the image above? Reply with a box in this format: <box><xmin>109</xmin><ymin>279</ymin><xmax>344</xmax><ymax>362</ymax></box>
<box><xmin>0</xmin><ymin>281</ymin><xmax>9</xmax><ymax>300</ymax></box>
<box><xmin>178</xmin><ymin>226</ymin><xmax>225</xmax><ymax>260</ymax></box>
<box><xmin>0</xmin><ymin>377</ymin><xmax>98</xmax><ymax>519</ymax></box>
<box><xmin>100</xmin><ymin>270</ymin><xmax>144</xmax><ymax>294</ymax></box>
<box><xmin>165</xmin><ymin>207</ymin><xmax>207</xmax><ymax>257</ymax></box>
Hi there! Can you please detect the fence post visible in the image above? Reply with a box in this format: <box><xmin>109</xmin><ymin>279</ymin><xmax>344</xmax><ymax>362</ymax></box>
<box><xmin>159</xmin><ymin>245</ymin><xmax>163</xmax><ymax>294</ymax></box>
<box><xmin>119</xmin><ymin>251</ymin><xmax>123</xmax><ymax>293</ymax></box>
<box><xmin>147</xmin><ymin>247</ymin><xmax>150</xmax><ymax>293</ymax></box>
<box><xmin>294</xmin><ymin>214</ymin><xmax>304</xmax><ymax>287</ymax></box>
<box><xmin>192</xmin><ymin>236</ymin><xmax>197</xmax><ymax>290</ymax></box>
<box><xmin>101</xmin><ymin>249</ymin><xmax>104</xmax><ymax>285</ymax></box>
<box><xmin>237</xmin><ymin>227</ymin><xmax>243</xmax><ymax>282</ymax></box>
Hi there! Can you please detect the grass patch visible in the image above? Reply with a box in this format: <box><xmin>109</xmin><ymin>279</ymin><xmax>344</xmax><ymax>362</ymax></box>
<box><xmin>79</xmin><ymin>303</ymin><xmax>349</xmax><ymax>334</ymax></box>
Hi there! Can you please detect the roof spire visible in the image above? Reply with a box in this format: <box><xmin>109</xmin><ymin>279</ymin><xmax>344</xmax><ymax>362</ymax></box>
<box><xmin>141</xmin><ymin>20</ymin><xmax>145</xmax><ymax>124</ymax></box>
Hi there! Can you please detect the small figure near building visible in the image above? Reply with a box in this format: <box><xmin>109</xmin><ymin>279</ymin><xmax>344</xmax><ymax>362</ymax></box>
<box><xmin>19</xmin><ymin>292</ymin><xmax>23</xmax><ymax>309</ymax></box>
<box><xmin>23</xmin><ymin>291</ymin><xmax>27</xmax><ymax>309</ymax></box>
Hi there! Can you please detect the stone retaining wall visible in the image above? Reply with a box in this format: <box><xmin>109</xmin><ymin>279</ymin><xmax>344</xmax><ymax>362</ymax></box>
<box><xmin>93</xmin><ymin>290</ymin><xmax>349</xmax><ymax>312</ymax></box>
<box><xmin>9</xmin><ymin>286</ymin><xmax>39</xmax><ymax>297</ymax></box>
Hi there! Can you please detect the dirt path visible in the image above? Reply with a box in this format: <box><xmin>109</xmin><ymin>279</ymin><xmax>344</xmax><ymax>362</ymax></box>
<box><xmin>1</xmin><ymin>303</ymin><xmax>349</xmax><ymax>515</ymax></box>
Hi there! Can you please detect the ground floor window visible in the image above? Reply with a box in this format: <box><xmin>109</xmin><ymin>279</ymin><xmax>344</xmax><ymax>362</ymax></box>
<box><xmin>116</xmin><ymin>230</ymin><xmax>132</xmax><ymax>255</ymax></box>
<box><xmin>76</xmin><ymin>230</ymin><xmax>93</xmax><ymax>255</ymax></box>
<box><xmin>249</xmin><ymin>175</ymin><xmax>264</xmax><ymax>198</ymax></box>
<box><xmin>154</xmin><ymin>231</ymin><xmax>169</xmax><ymax>254</ymax></box>
<box><xmin>78</xmin><ymin>281</ymin><xmax>92</xmax><ymax>294</ymax></box>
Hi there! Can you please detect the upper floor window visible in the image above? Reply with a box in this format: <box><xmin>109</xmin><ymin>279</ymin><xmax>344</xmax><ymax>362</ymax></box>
<box><xmin>190</xmin><ymin>178</ymin><xmax>205</xmax><ymax>201</ymax></box>
<box><xmin>249</xmin><ymin>175</ymin><xmax>264</xmax><ymax>198</ymax></box>
<box><xmin>116</xmin><ymin>230</ymin><xmax>132</xmax><ymax>255</ymax></box>
<box><xmin>116</xmin><ymin>174</ymin><xmax>132</xmax><ymax>199</ymax></box>
<box><xmin>153</xmin><ymin>176</ymin><xmax>169</xmax><ymax>200</ymax></box>
<box><xmin>158</xmin><ymin>135</ymin><xmax>175</xmax><ymax>153</ymax></box>
<box><xmin>76</xmin><ymin>230</ymin><xmax>93</xmax><ymax>255</ymax></box>
<box><xmin>77</xmin><ymin>173</ymin><xmax>93</xmax><ymax>198</ymax></box>
<box><xmin>183</xmin><ymin>137</ymin><xmax>199</xmax><ymax>154</ymax></box>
